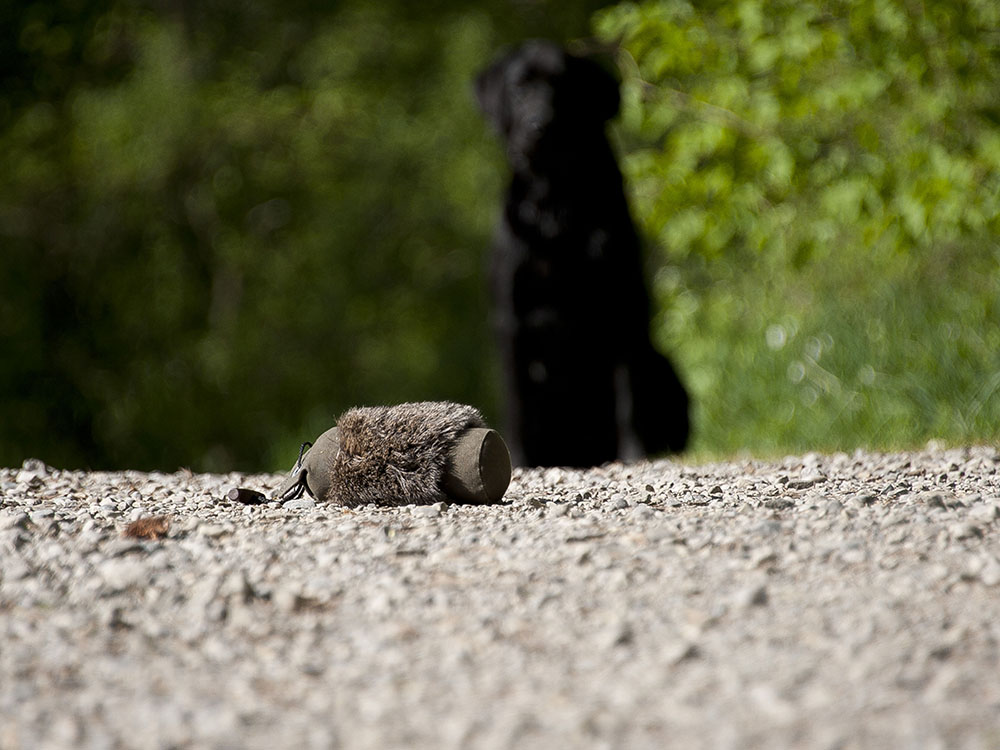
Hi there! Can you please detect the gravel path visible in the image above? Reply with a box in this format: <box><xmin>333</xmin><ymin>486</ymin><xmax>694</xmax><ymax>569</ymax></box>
<box><xmin>3</xmin><ymin>446</ymin><xmax>1000</xmax><ymax>749</ymax></box>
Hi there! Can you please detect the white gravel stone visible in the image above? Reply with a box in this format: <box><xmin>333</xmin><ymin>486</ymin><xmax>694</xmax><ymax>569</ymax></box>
<box><xmin>281</xmin><ymin>496</ymin><xmax>316</xmax><ymax>511</ymax></box>
<box><xmin>411</xmin><ymin>501</ymin><xmax>446</xmax><ymax>518</ymax></box>
<box><xmin>97</xmin><ymin>558</ymin><xmax>146</xmax><ymax>591</ymax></box>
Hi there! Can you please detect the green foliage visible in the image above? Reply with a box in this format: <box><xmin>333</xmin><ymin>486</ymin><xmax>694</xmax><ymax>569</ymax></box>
<box><xmin>596</xmin><ymin>0</ymin><xmax>1000</xmax><ymax>455</ymax></box>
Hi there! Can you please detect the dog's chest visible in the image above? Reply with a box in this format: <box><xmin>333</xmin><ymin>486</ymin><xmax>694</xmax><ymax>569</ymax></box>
<box><xmin>501</xmin><ymin>173</ymin><xmax>634</xmax><ymax>320</ymax></box>
<box><xmin>509</xmin><ymin>235</ymin><xmax>618</xmax><ymax>321</ymax></box>
<box><xmin>515</xmin><ymin>188</ymin><xmax>610</xmax><ymax>241</ymax></box>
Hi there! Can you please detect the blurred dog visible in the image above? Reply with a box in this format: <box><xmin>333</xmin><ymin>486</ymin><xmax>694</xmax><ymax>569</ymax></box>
<box><xmin>476</xmin><ymin>40</ymin><xmax>690</xmax><ymax>467</ymax></box>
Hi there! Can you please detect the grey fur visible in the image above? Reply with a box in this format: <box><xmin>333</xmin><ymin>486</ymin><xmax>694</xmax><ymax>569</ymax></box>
<box><xmin>325</xmin><ymin>401</ymin><xmax>486</xmax><ymax>507</ymax></box>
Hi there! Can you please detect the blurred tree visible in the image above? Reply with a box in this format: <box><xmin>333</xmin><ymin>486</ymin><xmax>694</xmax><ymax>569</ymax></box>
<box><xmin>0</xmin><ymin>0</ymin><xmax>606</xmax><ymax>470</ymax></box>
<box><xmin>595</xmin><ymin>0</ymin><xmax>1000</xmax><ymax>454</ymax></box>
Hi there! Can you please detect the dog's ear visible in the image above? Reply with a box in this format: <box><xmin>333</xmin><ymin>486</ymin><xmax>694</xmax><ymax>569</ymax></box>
<box><xmin>475</xmin><ymin>57</ymin><xmax>510</xmax><ymax>135</ymax></box>
<box><xmin>568</xmin><ymin>55</ymin><xmax>621</xmax><ymax>123</ymax></box>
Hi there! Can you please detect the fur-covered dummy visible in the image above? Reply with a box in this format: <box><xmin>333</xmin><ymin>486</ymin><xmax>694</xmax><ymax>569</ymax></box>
<box><xmin>274</xmin><ymin>402</ymin><xmax>512</xmax><ymax>507</ymax></box>
<box><xmin>330</xmin><ymin>402</ymin><xmax>483</xmax><ymax>507</ymax></box>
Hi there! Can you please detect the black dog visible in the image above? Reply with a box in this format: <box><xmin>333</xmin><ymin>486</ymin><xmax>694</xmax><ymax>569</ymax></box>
<box><xmin>476</xmin><ymin>40</ymin><xmax>690</xmax><ymax>468</ymax></box>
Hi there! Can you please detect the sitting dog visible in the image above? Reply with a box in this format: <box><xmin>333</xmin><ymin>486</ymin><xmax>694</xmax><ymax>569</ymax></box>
<box><xmin>476</xmin><ymin>40</ymin><xmax>690</xmax><ymax>468</ymax></box>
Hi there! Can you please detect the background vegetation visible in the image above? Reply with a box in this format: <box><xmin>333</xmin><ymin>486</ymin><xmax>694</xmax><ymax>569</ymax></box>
<box><xmin>597</xmin><ymin>0</ymin><xmax>1000</xmax><ymax>455</ymax></box>
<box><xmin>1</xmin><ymin>0</ymin><xmax>997</xmax><ymax>470</ymax></box>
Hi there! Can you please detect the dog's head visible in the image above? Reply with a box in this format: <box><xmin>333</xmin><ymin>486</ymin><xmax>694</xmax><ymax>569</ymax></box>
<box><xmin>475</xmin><ymin>41</ymin><xmax>621</xmax><ymax>170</ymax></box>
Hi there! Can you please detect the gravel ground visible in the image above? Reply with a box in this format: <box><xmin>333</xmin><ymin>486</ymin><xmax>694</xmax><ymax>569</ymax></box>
<box><xmin>3</xmin><ymin>445</ymin><xmax>1000</xmax><ymax>749</ymax></box>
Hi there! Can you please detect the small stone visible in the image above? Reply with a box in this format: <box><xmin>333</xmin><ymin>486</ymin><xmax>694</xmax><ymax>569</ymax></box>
<box><xmin>205</xmin><ymin>599</ymin><xmax>227</xmax><ymax>622</ymax></box>
<box><xmin>917</xmin><ymin>492</ymin><xmax>948</xmax><ymax>509</ymax></box>
<box><xmin>16</xmin><ymin>459</ymin><xmax>50</xmax><ymax>486</ymax></box>
<box><xmin>979</xmin><ymin>559</ymin><xmax>1000</xmax><ymax>587</ymax></box>
<box><xmin>103</xmin><ymin>538</ymin><xmax>146</xmax><ymax>557</ymax></box>
<box><xmin>764</xmin><ymin>498</ymin><xmax>795</xmax><ymax>510</ymax></box>
<box><xmin>220</xmin><ymin>569</ymin><xmax>255</xmax><ymax>603</ymax></box>
<box><xmin>950</xmin><ymin>522</ymin><xmax>982</xmax><ymax>541</ymax></box>
<box><xmin>412</xmin><ymin>502</ymin><xmax>446</xmax><ymax>518</ymax></box>
<box><xmin>927</xmin><ymin>563</ymin><xmax>951</xmax><ymax>582</ymax></box>
<box><xmin>840</xmin><ymin>544</ymin><xmax>867</xmax><ymax>565</ymax></box>
<box><xmin>752</xmin><ymin>520</ymin><xmax>784</xmax><ymax>537</ymax></box>
<box><xmin>603</xmin><ymin>619</ymin><xmax>634</xmax><ymax>648</ymax></box>
<box><xmin>968</xmin><ymin>503</ymin><xmax>1000</xmax><ymax>524</ymax></box>
<box><xmin>98</xmin><ymin>559</ymin><xmax>146</xmax><ymax>591</ymax></box>
<box><xmin>751</xmin><ymin>547</ymin><xmax>778</xmax><ymax>568</ymax></box>
<box><xmin>609</xmin><ymin>494</ymin><xmax>629</xmax><ymax>509</ymax></box>
<box><xmin>735</xmin><ymin>583</ymin><xmax>769</xmax><ymax>608</ymax></box>
<box><xmin>282</xmin><ymin>496</ymin><xmax>316</xmax><ymax>511</ymax></box>
<box><xmin>632</xmin><ymin>504</ymin><xmax>656</xmax><ymax>520</ymax></box>
<box><xmin>272</xmin><ymin>586</ymin><xmax>303</xmax><ymax>614</ymax></box>
<box><xmin>198</xmin><ymin>523</ymin><xmax>230</xmax><ymax>538</ymax></box>
<box><xmin>3</xmin><ymin>555</ymin><xmax>31</xmax><ymax>581</ymax></box>
<box><xmin>16</xmin><ymin>473</ymin><xmax>43</xmax><ymax>489</ymax></box>
<box><xmin>787</xmin><ymin>476</ymin><xmax>825</xmax><ymax>490</ymax></box>
<box><xmin>186</xmin><ymin>577</ymin><xmax>220</xmax><ymax>615</ymax></box>
<box><xmin>20</xmin><ymin>458</ymin><xmax>51</xmax><ymax>474</ymax></box>
<box><xmin>103</xmin><ymin>606</ymin><xmax>132</xmax><ymax>630</ymax></box>
<box><xmin>542</xmin><ymin>468</ymin><xmax>566</xmax><ymax>485</ymax></box>
<box><xmin>0</xmin><ymin>512</ymin><xmax>29</xmax><ymax>531</ymax></box>
<box><xmin>665</xmin><ymin>640</ymin><xmax>701</xmax><ymax>665</ymax></box>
